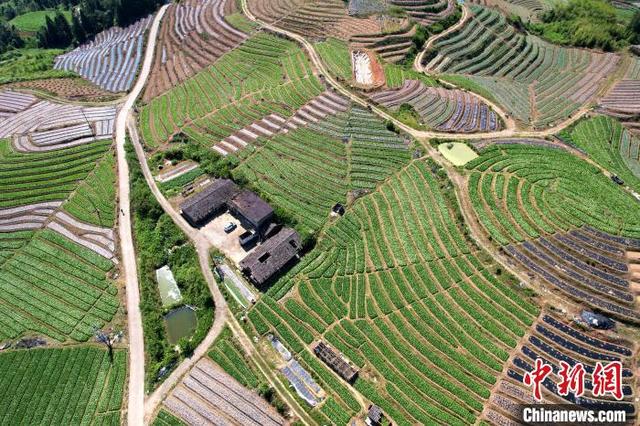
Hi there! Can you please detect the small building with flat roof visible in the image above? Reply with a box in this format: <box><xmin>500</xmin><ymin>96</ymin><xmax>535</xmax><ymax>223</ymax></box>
<box><xmin>239</xmin><ymin>227</ymin><xmax>300</xmax><ymax>286</ymax></box>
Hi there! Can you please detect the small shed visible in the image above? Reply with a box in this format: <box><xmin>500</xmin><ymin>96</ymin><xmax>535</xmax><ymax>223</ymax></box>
<box><xmin>313</xmin><ymin>341</ymin><xmax>358</xmax><ymax>383</ymax></box>
<box><xmin>332</xmin><ymin>203</ymin><xmax>345</xmax><ymax>216</ymax></box>
<box><xmin>366</xmin><ymin>405</ymin><xmax>384</xmax><ymax>426</ymax></box>
<box><xmin>228</xmin><ymin>190</ymin><xmax>274</xmax><ymax>232</ymax></box>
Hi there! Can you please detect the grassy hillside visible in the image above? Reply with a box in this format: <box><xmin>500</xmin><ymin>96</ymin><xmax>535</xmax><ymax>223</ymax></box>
<box><xmin>9</xmin><ymin>9</ymin><xmax>71</xmax><ymax>33</ymax></box>
<box><xmin>0</xmin><ymin>48</ymin><xmax>74</xmax><ymax>84</ymax></box>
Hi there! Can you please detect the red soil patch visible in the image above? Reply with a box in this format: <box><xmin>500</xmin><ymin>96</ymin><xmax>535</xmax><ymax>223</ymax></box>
<box><xmin>3</xmin><ymin>78</ymin><xmax>120</xmax><ymax>102</ymax></box>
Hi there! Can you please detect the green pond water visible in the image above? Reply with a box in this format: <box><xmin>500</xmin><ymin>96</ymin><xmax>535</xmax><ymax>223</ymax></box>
<box><xmin>164</xmin><ymin>306</ymin><xmax>197</xmax><ymax>344</ymax></box>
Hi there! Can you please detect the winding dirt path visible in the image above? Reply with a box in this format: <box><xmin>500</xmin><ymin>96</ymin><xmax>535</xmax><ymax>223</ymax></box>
<box><xmin>114</xmin><ymin>5</ymin><xmax>169</xmax><ymax>425</ymax></box>
<box><xmin>414</xmin><ymin>4</ymin><xmax>470</xmax><ymax>70</ymax></box>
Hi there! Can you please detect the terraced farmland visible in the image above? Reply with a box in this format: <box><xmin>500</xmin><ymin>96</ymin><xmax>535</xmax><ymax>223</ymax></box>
<box><xmin>350</xmin><ymin>22</ymin><xmax>416</xmax><ymax>64</ymax></box>
<box><xmin>143</xmin><ymin>0</ymin><xmax>251</xmax><ymax>101</ymax></box>
<box><xmin>469</xmin><ymin>0</ymin><xmax>548</xmax><ymax>21</ymax></box>
<box><xmin>247</xmin><ymin>0</ymin><xmax>384</xmax><ymax>39</ymax></box>
<box><xmin>0</xmin><ymin>89</ymin><xmax>119</xmax><ymax>342</ymax></box>
<box><xmin>0</xmin><ymin>347</ymin><xmax>126</xmax><ymax>425</ymax></box>
<box><xmin>140</xmin><ymin>31</ymin><xmax>324</xmax><ymax>149</ymax></box>
<box><xmin>163</xmin><ymin>357</ymin><xmax>285</xmax><ymax>425</ymax></box>
<box><xmin>0</xmin><ymin>90</ymin><xmax>116</xmax><ymax>153</ymax></box>
<box><xmin>389</xmin><ymin>0</ymin><xmax>456</xmax><ymax>24</ymax></box>
<box><xmin>233</xmin><ymin>104</ymin><xmax>410</xmax><ymax>234</ymax></box>
<box><xmin>465</xmin><ymin>143</ymin><xmax>640</xmax><ymax>321</ymax></box>
<box><xmin>423</xmin><ymin>6</ymin><xmax>620</xmax><ymax>128</ymax></box>
<box><xmin>487</xmin><ymin>312</ymin><xmax>636</xmax><ymax>423</ymax></box>
<box><xmin>368</xmin><ymin>79</ymin><xmax>501</xmax><ymax>132</ymax></box>
<box><xmin>54</xmin><ymin>16</ymin><xmax>153</xmax><ymax>92</ymax></box>
<box><xmin>560</xmin><ymin>115</ymin><xmax>640</xmax><ymax>189</ymax></box>
<box><xmin>599</xmin><ymin>79</ymin><xmax>640</xmax><ymax>117</ymax></box>
<box><xmin>245</xmin><ymin>160</ymin><xmax>540</xmax><ymax>424</ymax></box>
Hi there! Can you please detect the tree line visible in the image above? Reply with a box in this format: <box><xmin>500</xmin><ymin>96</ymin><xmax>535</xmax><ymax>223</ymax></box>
<box><xmin>0</xmin><ymin>0</ymin><xmax>163</xmax><ymax>52</ymax></box>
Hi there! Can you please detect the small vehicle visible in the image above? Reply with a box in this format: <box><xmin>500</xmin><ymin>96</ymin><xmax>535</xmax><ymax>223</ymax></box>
<box><xmin>611</xmin><ymin>175</ymin><xmax>624</xmax><ymax>185</ymax></box>
<box><xmin>223</xmin><ymin>222</ymin><xmax>237</xmax><ymax>233</ymax></box>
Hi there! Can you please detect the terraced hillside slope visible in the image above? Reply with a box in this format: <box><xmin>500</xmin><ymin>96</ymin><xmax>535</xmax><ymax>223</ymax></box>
<box><xmin>0</xmin><ymin>91</ymin><xmax>119</xmax><ymax>342</ymax></box>
<box><xmin>465</xmin><ymin>142</ymin><xmax>640</xmax><ymax>321</ymax></box>
<box><xmin>248</xmin><ymin>0</ymin><xmax>457</xmax><ymax>64</ymax></box>
<box><xmin>367</xmin><ymin>79</ymin><xmax>502</xmax><ymax>132</ymax></box>
<box><xmin>422</xmin><ymin>6</ymin><xmax>620</xmax><ymax>129</ymax></box>
<box><xmin>140</xmin><ymin>31</ymin><xmax>325</xmax><ymax>149</ymax></box>
<box><xmin>469</xmin><ymin>0</ymin><xmax>549</xmax><ymax>21</ymax></box>
<box><xmin>143</xmin><ymin>0</ymin><xmax>251</xmax><ymax>102</ymax></box>
<box><xmin>244</xmin><ymin>159</ymin><xmax>544</xmax><ymax>424</ymax></box>
<box><xmin>232</xmin><ymin>103</ymin><xmax>411</xmax><ymax>234</ymax></box>
<box><xmin>55</xmin><ymin>16</ymin><xmax>153</xmax><ymax>93</ymax></box>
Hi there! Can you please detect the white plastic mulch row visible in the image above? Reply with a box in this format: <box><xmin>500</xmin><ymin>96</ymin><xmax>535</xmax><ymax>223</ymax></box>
<box><xmin>0</xmin><ymin>201</ymin><xmax>62</xmax><ymax>232</ymax></box>
<box><xmin>54</xmin><ymin>15</ymin><xmax>153</xmax><ymax>92</ymax></box>
<box><xmin>164</xmin><ymin>358</ymin><xmax>285</xmax><ymax>426</ymax></box>
<box><xmin>0</xmin><ymin>91</ymin><xmax>116</xmax><ymax>152</ymax></box>
<box><xmin>213</xmin><ymin>91</ymin><xmax>350</xmax><ymax>156</ymax></box>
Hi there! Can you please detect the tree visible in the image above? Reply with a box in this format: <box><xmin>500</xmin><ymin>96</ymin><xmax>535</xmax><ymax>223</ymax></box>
<box><xmin>630</xmin><ymin>11</ymin><xmax>640</xmax><ymax>44</ymax></box>
<box><xmin>71</xmin><ymin>12</ymin><xmax>87</xmax><ymax>44</ymax></box>
<box><xmin>0</xmin><ymin>23</ymin><xmax>24</xmax><ymax>54</ymax></box>
<box><xmin>94</xmin><ymin>326</ymin><xmax>123</xmax><ymax>362</ymax></box>
<box><xmin>37</xmin><ymin>11</ymin><xmax>72</xmax><ymax>48</ymax></box>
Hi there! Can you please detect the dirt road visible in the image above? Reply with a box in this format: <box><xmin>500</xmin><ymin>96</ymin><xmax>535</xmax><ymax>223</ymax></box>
<box><xmin>127</xmin><ymin>121</ymin><xmax>230</xmax><ymax>424</ymax></box>
<box><xmin>114</xmin><ymin>5</ymin><xmax>168</xmax><ymax>425</ymax></box>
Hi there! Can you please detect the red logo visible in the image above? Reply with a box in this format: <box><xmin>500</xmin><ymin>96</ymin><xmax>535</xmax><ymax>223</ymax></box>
<box><xmin>523</xmin><ymin>359</ymin><xmax>623</xmax><ymax>401</ymax></box>
<box><xmin>523</xmin><ymin>358</ymin><xmax>553</xmax><ymax>401</ymax></box>
<box><xmin>592</xmin><ymin>361</ymin><xmax>623</xmax><ymax>400</ymax></box>
<box><xmin>557</xmin><ymin>361</ymin><xmax>585</xmax><ymax>397</ymax></box>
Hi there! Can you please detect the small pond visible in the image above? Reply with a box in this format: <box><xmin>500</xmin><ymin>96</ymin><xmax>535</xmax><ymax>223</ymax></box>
<box><xmin>164</xmin><ymin>305</ymin><xmax>197</xmax><ymax>345</ymax></box>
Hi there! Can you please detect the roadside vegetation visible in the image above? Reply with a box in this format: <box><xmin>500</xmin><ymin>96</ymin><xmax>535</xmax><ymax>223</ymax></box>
<box><xmin>126</xmin><ymin>140</ymin><xmax>214</xmax><ymax>389</ymax></box>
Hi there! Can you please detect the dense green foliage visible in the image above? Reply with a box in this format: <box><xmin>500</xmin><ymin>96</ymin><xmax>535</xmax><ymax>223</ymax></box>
<box><xmin>0</xmin><ymin>0</ymin><xmax>73</xmax><ymax>21</ymax></box>
<box><xmin>1</xmin><ymin>0</ymin><xmax>162</xmax><ymax>49</ymax></box>
<box><xmin>126</xmin><ymin>141</ymin><xmax>214</xmax><ymax>389</ymax></box>
<box><xmin>529</xmin><ymin>0</ymin><xmax>630</xmax><ymax>51</ymax></box>
<box><xmin>0</xmin><ymin>47</ymin><xmax>73</xmax><ymax>83</ymax></box>
<box><xmin>0</xmin><ymin>346</ymin><xmax>126</xmax><ymax>424</ymax></box>
<box><xmin>36</xmin><ymin>10</ymin><xmax>72</xmax><ymax>47</ymax></box>
<box><xmin>0</xmin><ymin>21</ymin><xmax>23</xmax><ymax>53</ymax></box>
